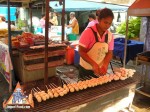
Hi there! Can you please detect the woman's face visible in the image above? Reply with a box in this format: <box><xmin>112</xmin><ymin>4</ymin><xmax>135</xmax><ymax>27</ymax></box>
<box><xmin>98</xmin><ymin>16</ymin><xmax>113</xmax><ymax>32</ymax></box>
<box><xmin>53</xmin><ymin>13</ymin><xmax>56</xmax><ymax>16</ymax></box>
<box><xmin>70</xmin><ymin>15</ymin><xmax>74</xmax><ymax>19</ymax></box>
<box><xmin>49</xmin><ymin>13</ymin><xmax>51</xmax><ymax>17</ymax></box>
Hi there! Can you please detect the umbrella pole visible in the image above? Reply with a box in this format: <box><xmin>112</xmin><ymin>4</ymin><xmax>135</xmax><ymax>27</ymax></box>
<box><xmin>44</xmin><ymin>0</ymin><xmax>50</xmax><ymax>85</ymax></box>
<box><xmin>123</xmin><ymin>14</ymin><xmax>129</xmax><ymax>67</ymax></box>
<box><xmin>61</xmin><ymin>0</ymin><xmax>65</xmax><ymax>42</ymax></box>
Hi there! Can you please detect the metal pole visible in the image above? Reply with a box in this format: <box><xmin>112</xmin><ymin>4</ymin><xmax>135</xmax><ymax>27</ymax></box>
<box><xmin>44</xmin><ymin>0</ymin><xmax>49</xmax><ymax>85</ymax></box>
<box><xmin>29</xmin><ymin>4</ymin><xmax>33</xmax><ymax>32</ymax></box>
<box><xmin>61</xmin><ymin>0</ymin><xmax>65</xmax><ymax>41</ymax></box>
<box><xmin>42</xmin><ymin>0</ymin><xmax>45</xmax><ymax>14</ymax></box>
<box><xmin>7</xmin><ymin>0</ymin><xmax>12</xmax><ymax>92</ymax></box>
<box><xmin>123</xmin><ymin>14</ymin><xmax>129</xmax><ymax>67</ymax></box>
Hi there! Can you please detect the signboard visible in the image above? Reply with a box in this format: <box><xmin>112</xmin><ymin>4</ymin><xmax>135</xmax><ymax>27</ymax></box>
<box><xmin>50</xmin><ymin>26</ymin><xmax>67</xmax><ymax>41</ymax></box>
<box><xmin>50</xmin><ymin>26</ymin><xmax>62</xmax><ymax>33</ymax></box>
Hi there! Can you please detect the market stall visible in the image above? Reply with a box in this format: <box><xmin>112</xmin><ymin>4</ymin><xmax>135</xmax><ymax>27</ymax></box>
<box><xmin>11</xmin><ymin>32</ymin><xmax>67</xmax><ymax>83</ymax></box>
<box><xmin>1</xmin><ymin>0</ymin><xmax>141</xmax><ymax>111</ymax></box>
<box><xmin>123</xmin><ymin>0</ymin><xmax>150</xmax><ymax>97</ymax></box>
<box><xmin>0</xmin><ymin>0</ymin><xmax>66</xmax><ymax>90</ymax></box>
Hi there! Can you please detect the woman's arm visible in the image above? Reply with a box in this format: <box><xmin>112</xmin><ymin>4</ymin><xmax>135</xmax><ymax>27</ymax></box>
<box><xmin>99</xmin><ymin>50</ymin><xmax>113</xmax><ymax>75</ymax></box>
<box><xmin>67</xmin><ymin>19</ymin><xmax>76</xmax><ymax>28</ymax></box>
<box><xmin>49</xmin><ymin>16</ymin><xmax>56</xmax><ymax>25</ymax></box>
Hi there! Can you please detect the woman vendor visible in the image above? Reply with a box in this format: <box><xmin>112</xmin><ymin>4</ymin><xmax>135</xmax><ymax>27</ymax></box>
<box><xmin>78</xmin><ymin>8</ymin><xmax>114</xmax><ymax>78</ymax></box>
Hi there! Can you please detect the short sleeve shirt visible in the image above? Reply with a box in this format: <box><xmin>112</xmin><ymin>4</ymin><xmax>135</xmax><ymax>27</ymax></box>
<box><xmin>40</xmin><ymin>18</ymin><xmax>45</xmax><ymax>28</ymax></box>
<box><xmin>86</xmin><ymin>20</ymin><xmax>99</xmax><ymax>28</ymax></box>
<box><xmin>79</xmin><ymin>24</ymin><xmax>114</xmax><ymax>51</ymax></box>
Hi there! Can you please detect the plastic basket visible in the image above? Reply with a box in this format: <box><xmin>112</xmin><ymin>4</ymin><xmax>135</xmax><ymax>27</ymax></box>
<box><xmin>67</xmin><ymin>34</ymin><xmax>77</xmax><ymax>41</ymax></box>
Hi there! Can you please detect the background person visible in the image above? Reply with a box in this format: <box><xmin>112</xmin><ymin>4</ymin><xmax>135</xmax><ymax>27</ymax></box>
<box><xmin>78</xmin><ymin>8</ymin><xmax>114</xmax><ymax>78</ymax></box>
<box><xmin>49</xmin><ymin>12</ymin><xmax>52</xmax><ymax>27</ymax></box>
<box><xmin>49</xmin><ymin>12</ymin><xmax>58</xmax><ymax>26</ymax></box>
<box><xmin>86</xmin><ymin>13</ymin><xmax>98</xmax><ymax>28</ymax></box>
<box><xmin>0</xmin><ymin>15</ymin><xmax>7</xmax><ymax>29</ymax></box>
<box><xmin>39</xmin><ymin>14</ymin><xmax>45</xmax><ymax>34</ymax></box>
<box><xmin>39</xmin><ymin>14</ymin><xmax>45</xmax><ymax>29</ymax></box>
<box><xmin>67</xmin><ymin>12</ymin><xmax>79</xmax><ymax>35</ymax></box>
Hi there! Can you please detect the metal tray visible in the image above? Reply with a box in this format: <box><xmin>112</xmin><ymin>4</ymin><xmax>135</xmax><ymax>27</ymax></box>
<box><xmin>137</xmin><ymin>51</ymin><xmax>150</xmax><ymax>62</ymax></box>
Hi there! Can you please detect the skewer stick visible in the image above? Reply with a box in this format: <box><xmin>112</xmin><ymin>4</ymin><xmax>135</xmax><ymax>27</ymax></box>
<box><xmin>48</xmin><ymin>84</ymin><xmax>53</xmax><ymax>89</ymax></box>
<box><xmin>85</xmin><ymin>76</ymin><xmax>91</xmax><ymax>80</ymax></box>
<box><xmin>62</xmin><ymin>80</ymin><xmax>67</xmax><ymax>84</ymax></box>
<box><xmin>52</xmin><ymin>83</ymin><xmax>58</xmax><ymax>88</ymax></box>
<box><xmin>81</xmin><ymin>76</ymin><xmax>87</xmax><ymax>80</ymax></box>
<box><xmin>33</xmin><ymin>88</ymin><xmax>38</xmax><ymax>92</ymax></box>
<box><xmin>32</xmin><ymin>89</ymin><xmax>36</xmax><ymax>93</ymax></box>
<box><xmin>61</xmin><ymin>80</ymin><xmax>65</xmax><ymax>85</ymax></box>
<box><xmin>63</xmin><ymin>80</ymin><xmax>70</xmax><ymax>86</ymax></box>
<box><xmin>78</xmin><ymin>78</ymin><xmax>84</xmax><ymax>81</ymax></box>
<box><xmin>89</xmin><ymin>75</ymin><xmax>94</xmax><ymax>79</ymax></box>
<box><xmin>45</xmin><ymin>85</ymin><xmax>49</xmax><ymax>90</ymax></box>
<box><xmin>63</xmin><ymin>79</ymin><xmax>71</xmax><ymax>85</ymax></box>
<box><xmin>37</xmin><ymin>87</ymin><xmax>42</xmax><ymax>92</ymax></box>
<box><xmin>50</xmin><ymin>84</ymin><xmax>55</xmax><ymax>88</ymax></box>
<box><xmin>64</xmin><ymin>80</ymin><xmax>69</xmax><ymax>84</ymax></box>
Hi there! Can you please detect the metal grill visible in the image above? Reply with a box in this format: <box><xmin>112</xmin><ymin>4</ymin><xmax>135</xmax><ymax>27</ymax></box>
<box><xmin>14</xmin><ymin>74</ymin><xmax>140</xmax><ymax>112</ymax></box>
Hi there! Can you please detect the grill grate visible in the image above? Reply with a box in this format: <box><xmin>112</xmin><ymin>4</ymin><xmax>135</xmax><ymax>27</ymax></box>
<box><xmin>14</xmin><ymin>74</ymin><xmax>140</xmax><ymax>112</ymax></box>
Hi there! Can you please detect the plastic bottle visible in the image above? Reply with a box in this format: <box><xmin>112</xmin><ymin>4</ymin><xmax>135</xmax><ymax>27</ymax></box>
<box><xmin>66</xmin><ymin>45</ymin><xmax>75</xmax><ymax>65</ymax></box>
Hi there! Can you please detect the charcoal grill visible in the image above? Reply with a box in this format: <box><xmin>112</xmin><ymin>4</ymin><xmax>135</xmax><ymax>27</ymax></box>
<box><xmin>13</xmin><ymin>74</ymin><xmax>140</xmax><ymax>112</ymax></box>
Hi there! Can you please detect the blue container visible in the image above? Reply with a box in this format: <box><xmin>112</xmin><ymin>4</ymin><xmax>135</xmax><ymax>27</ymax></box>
<box><xmin>74</xmin><ymin>49</ymin><xmax>80</xmax><ymax>65</ymax></box>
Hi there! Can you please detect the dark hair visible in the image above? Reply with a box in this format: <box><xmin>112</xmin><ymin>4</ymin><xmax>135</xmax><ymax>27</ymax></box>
<box><xmin>0</xmin><ymin>16</ymin><xmax>6</xmax><ymax>21</ymax></box>
<box><xmin>88</xmin><ymin>13</ymin><xmax>96</xmax><ymax>20</ymax></box>
<box><xmin>98</xmin><ymin>8</ymin><xmax>114</xmax><ymax>20</ymax></box>
<box><xmin>96</xmin><ymin>9</ymin><xmax>101</xmax><ymax>16</ymax></box>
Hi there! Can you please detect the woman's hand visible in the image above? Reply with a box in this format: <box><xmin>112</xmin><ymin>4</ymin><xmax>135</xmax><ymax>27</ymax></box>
<box><xmin>99</xmin><ymin>65</ymin><xmax>108</xmax><ymax>75</ymax></box>
<box><xmin>93</xmin><ymin>63</ymin><xmax>108</xmax><ymax>76</ymax></box>
<box><xmin>92</xmin><ymin>63</ymin><xmax>101</xmax><ymax>77</ymax></box>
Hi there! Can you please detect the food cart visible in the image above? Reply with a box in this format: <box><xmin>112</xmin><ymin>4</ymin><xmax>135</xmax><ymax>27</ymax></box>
<box><xmin>1</xmin><ymin>0</ymin><xmax>140</xmax><ymax>112</ymax></box>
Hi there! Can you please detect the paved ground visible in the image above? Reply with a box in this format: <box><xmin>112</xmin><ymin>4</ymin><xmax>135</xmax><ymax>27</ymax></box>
<box><xmin>0</xmin><ymin>60</ymin><xmax>150</xmax><ymax>112</ymax></box>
